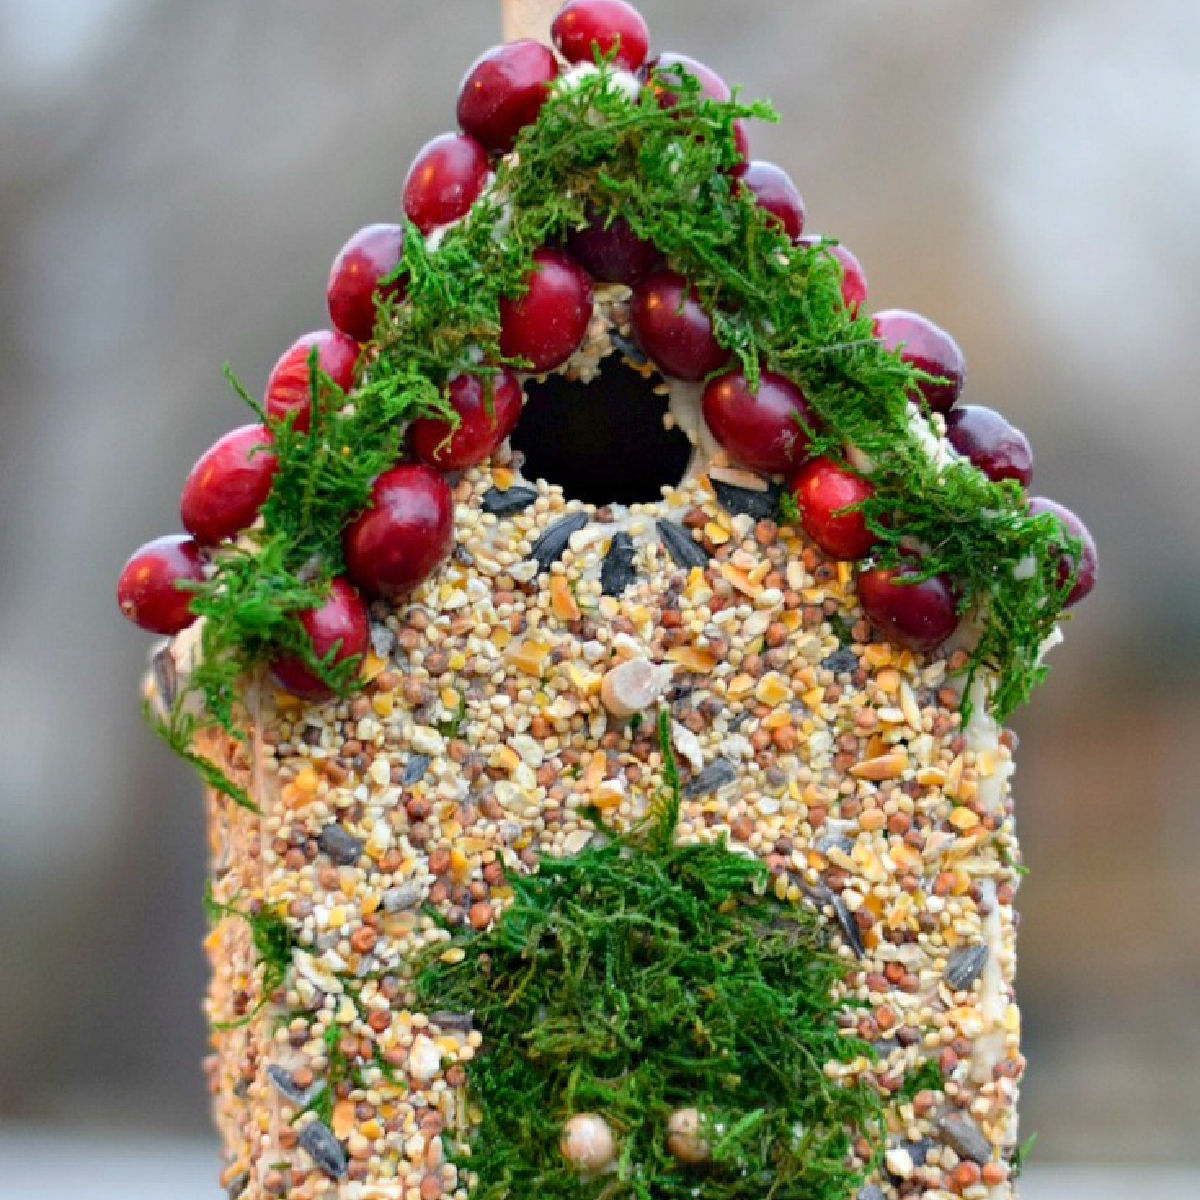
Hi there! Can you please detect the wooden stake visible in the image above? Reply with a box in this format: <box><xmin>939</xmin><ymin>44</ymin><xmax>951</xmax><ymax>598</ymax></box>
<box><xmin>501</xmin><ymin>0</ymin><xmax>559</xmax><ymax>44</ymax></box>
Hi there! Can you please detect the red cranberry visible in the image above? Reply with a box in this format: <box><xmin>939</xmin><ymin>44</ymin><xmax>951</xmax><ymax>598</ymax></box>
<box><xmin>702</xmin><ymin>368</ymin><xmax>817</xmax><ymax>474</ymax></box>
<box><xmin>409</xmin><ymin>369</ymin><xmax>523</xmax><ymax>470</ymax></box>
<box><xmin>117</xmin><ymin>534</ymin><xmax>205</xmax><ymax>635</ymax></box>
<box><xmin>945</xmin><ymin>405</ymin><xmax>1033</xmax><ymax>487</ymax></box>
<box><xmin>343</xmin><ymin>464</ymin><xmax>454</xmax><ymax>598</ymax></box>
<box><xmin>788</xmin><ymin>457</ymin><xmax>877</xmax><ymax>560</ymax></box>
<box><xmin>326</xmin><ymin>223</ymin><xmax>405</xmax><ymax>343</ymax></box>
<box><xmin>646</xmin><ymin>52</ymin><xmax>749</xmax><ymax>167</ymax></box>
<box><xmin>872</xmin><ymin>309</ymin><xmax>965</xmax><ymax>414</ymax></box>
<box><xmin>552</xmin><ymin>0</ymin><xmax>651</xmax><ymax>71</ymax></box>
<box><xmin>403</xmin><ymin>133</ymin><xmax>490</xmax><ymax>234</ymax></box>
<box><xmin>741</xmin><ymin>160</ymin><xmax>805</xmax><ymax>240</ymax></box>
<box><xmin>456</xmin><ymin>40</ymin><xmax>559</xmax><ymax>153</ymax></box>
<box><xmin>566</xmin><ymin>213</ymin><xmax>661</xmax><ymax>284</ymax></box>
<box><xmin>264</xmin><ymin>330</ymin><xmax>359</xmax><ymax>433</ymax></box>
<box><xmin>630</xmin><ymin>269</ymin><xmax>729</xmax><ymax>380</ymax></box>
<box><xmin>269</xmin><ymin>577</ymin><xmax>370</xmax><ymax>700</ymax></box>
<box><xmin>797</xmin><ymin>236</ymin><xmax>868</xmax><ymax>316</ymax></box>
<box><xmin>499</xmin><ymin>248</ymin><xmax>593</xmax><ymax>373</ymax></box>
<box><xmin>857</xmin><ymin>559</ymin><xmax>959</xmax><ymax>653</ymax></box>
<box><xmin>1027</xmin><ymin>496</ymin><xmax>1097</xmax><ymax>607</ymax></box>
<box><xmin>180</xmin><ymin>424</ymin><xmax>277</xmax><ymax>545</ymax></box>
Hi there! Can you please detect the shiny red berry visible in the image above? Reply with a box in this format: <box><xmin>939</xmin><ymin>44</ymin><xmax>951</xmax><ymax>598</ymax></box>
<box><xmin>945</xmin><ymin>405</ymin><xmax>1033</xmax><ymax>487</ymax></box>
<box><xmin>630</xmin><ymin>269</ymin><xmax>729</xmax><ymax>380</ymax></box>
<box><xmin>409</xmin><ymin>369</ymin><xmax>524</xmax><ymax>470</ymax></box>
<box><xmin>742</xmin><ymin>160</ymin><xmax>805</xmax><ymax>240</ymax></box>
<box><xmin>857</xmin><ymin>559</ymin><xmax>959</xmax><ymax>653</ymax></box>
<box><xmin>343</xmin><ymin>464</ymin><xmax>455</xmax><ymax>598</ymax></box>
<box><xmin>702</xmin><ymin>368</ymin><xmax>817</xmax><ymax>474</ymax></box>
<box><xmin>646</xmin><ymin>52</ymin><xmax>749</xmax><ymax>167</ymax></box>
<box><xmin>269</xmin><ymin>577</ymin><xmax>370</xmax><ymax>700</ymax></box>
<box><xmin>873</xmin><ymin>309</ymin><xmax>965</xmax><ymax>414</ymax></box>
<box><xmin>788</xmin><ymin>457</ymin><xmax>877</xmax><ymax>560</ymax></box>
<box><xmin>403</xmin><ymin>132</ymin><xmax>490</xmax><ymax>234</ymax></box>
<box><xmin>117</xmin><ymin>534</ymin><xmax>205</xmax><ymax>635</ymax></box>
<box><xmin>1027</xmin><ymin>496</ymin><xmax>1097</xmax><ymax>607</ymax></box>
<box><xmin>566</xmin><ymin>213</ymin><xmax>661</xmax><ymax>284</ymax></box>
<box><xmin>456</xmin><ymin>40</ymin><xmax>559</xmax><ymax>153</ymax></box>
<box><xmin>797</xmin><ymin>236</ymin><xmax>868</xmax><ymax>316</ymax></box>
<box><xmin>326</xmin><ymin>223</ymin><xmax>405</xmax><ymax>343</ymax></box>
<box><xmin>552</xmin><ymin>0</ymin><xmax>651</xmax><ymax>71</ymax></box>
<box><xmin>499</xmin><ymin>248</ymin><xmax>593</xmax><ymax>373</ymax></box>
<box><xmin>264</xmin><ymin>330</ymin><xmax>358</xmax><ymax>433</ymax></box>
<box><xmin>180</xmin><ymin>424</ymin><xmax>277</xmax><ymax>545</ymax></box>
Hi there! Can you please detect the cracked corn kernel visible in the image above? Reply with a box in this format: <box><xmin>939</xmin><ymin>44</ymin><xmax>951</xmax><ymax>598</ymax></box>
<box><xmin>360</xmin><ymin>653</ymin><xmax>388</xmax><ymax>683</ymax></box>
<box><xmin>850</xmin><ymin>750</ymin><xmax>907</xmax><ymax>780</ymax></box>
<box><xmin>492</xmin><ymin>745</ymin><xmax>521</xmax><ymax>772</ymax></box>
<box><xmin>727</xmin><ymin>673</ymin><xmax>755</xmax><ymax>699</ymax></box>
<box><xmin>333</xmin><ymin>1098</ymin><xmax>356</xmax><ymax>1139</ymax></box>
<box><xmin>949</xmin><ymin>807</ymin><xmax>981</xmax><ymax>831</ymax></box>
<box><xmin>667</xmin><ymin>645</ymin><xmax>718</xmax><ymax>673</ymax></box>
<box><xmin>720</xmin><ymin>562</ymin><xmax>762</xmax><ymax>597</ymax></box>
<box><xmin>550</xmin><ymin>575</ymin><xmax>581</xmax><ymax>621</ymax></box>
<box><xmin>506</xmin><ymin>639</ymin><xmax>550</xmax><ymax>675</ymax></box>
<box><xmin>755</xmin><ymin>672</ymin><xmax>789</xmax><ymax>706</ymax></box>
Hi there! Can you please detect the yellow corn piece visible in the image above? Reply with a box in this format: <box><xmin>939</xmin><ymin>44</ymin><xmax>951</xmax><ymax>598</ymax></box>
<box><xmin>850</xmin><ymin>750</ymin><xmax>908</xmax><ymax>781</ymax></box>
<box><xmin>359</xmin><ymin>652</ymin><xmax>388</xmax><ymax>683</ymax></box>
<box><xmin>550</xmin><ymin>575</ymin><xmax>581</xmax><ymax>621</ymax></box>
<box><xmin>667</xmin><ymin>645</ymin><xmax>718</xmax><ymax>673</ymax></box>
<box><xmin>506</xmin><ymin>639</ymin><xmax>550</xmax><ymax>675</ymax></box>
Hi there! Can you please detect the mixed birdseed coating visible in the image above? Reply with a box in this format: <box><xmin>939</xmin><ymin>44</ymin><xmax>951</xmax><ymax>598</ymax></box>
<box><xmin>188</xmin><ymin>350</ymin><xmax>1026</xmax><ymax>1198</ymax></box>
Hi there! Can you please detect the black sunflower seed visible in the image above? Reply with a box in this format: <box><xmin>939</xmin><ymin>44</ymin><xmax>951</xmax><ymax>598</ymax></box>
<box><xmin>226</xmin><ymin>1171</ymin><xmax>250</xmax><ymax>1199</ymax></box>
<box><xmin>683</xmin><ymin>758</ymin><xmax>738</xmax><ymax>798</ymax></box>
<box><xmin>831</xmin><ymin>894</ymin><xmax>865</xmax><ymax>958</ymax></box>
<box><xmin>904</xmin><ymin>1138</ymin><xmax>933</xmax><ymax>1167</ymax></box>
<box><xmin>711</xmin><ymin>477</ymin><xmax>780</xmax><ymax>519</ymax></box>
<box><xmin>807</xmin><ymin>883</ymin><xmax>865</xmax><ymax>958</ymax></box>
<box><xmin>944</xmin><ymin>943</ymin><xmax>989</xmax><ymax>992</ymax></box>
<box><xmin>610</xmin><ymin>330</ymin><xmax>649</xmax><ymax>367</ymax></box>
<box><xmin>317</xmin><ymin>824</ymin><xmax>364</xmax><ymax>866</ymax></box>
<box><xmin>298</xmin><ymin>1120</ymin><xmax>348</xmax><ymax>1179</ymax></box>
<box><xmin>402</xmin><ymin>754</ymin><xmax>431</xmax><ymax>785</ymax></box>
<box><xmin>431</xmin><ymin>1010</ymin><xmax>475</xmax><ymax>1033</ymax></box>
<box><xmin>266</xmin><ymin>1064</ymin><xmax>322</xmax><ymax>1109</ymax></box>
<box><xmin>939</xmin><ymin>1113</ymin><xmax>992</xmax><ymax>1166</ymax></box>
<box><xmin>530</xmin><ymin>512</ymin><xmax>589</xmax><ymax>571</ymax></box>
<box><xmin>856</xmin><ymin>1187</ymin><xmax>886</xmax><ymax>1200</ymax></box>
<box><xmin>482</xmin><ymin>485</ymin><xmax>537</xmax><ymax>516</ymax></box>
<box><xmin>820</xmin><ymin>646</ymin><xmax>859</xmax><ymax>676</ymax></box>
<box><xmin>151</xmin><ymin>643</ymin><xmax>177</xmax><ymax>709</ymax></box>
<box><xmin>656</xmin><ymin>518</ymin><xmax>709</xmax><ymax>570</ymax></box>
<box><xmin>600</xmin><ymin>531</ymin><xmax>637</xmax><ymax>596</ymax></box>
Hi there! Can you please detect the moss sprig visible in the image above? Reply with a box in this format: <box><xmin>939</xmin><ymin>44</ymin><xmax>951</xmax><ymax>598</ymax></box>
<box><xmin>202</xmin><ymin>883</ymin><xmax>297</xmax><ymax>1029</ymax></box>
<box><xmin>415</xmin><ymin>795</ymin><xmax>883</xmax><ymax>1200</ymax></box>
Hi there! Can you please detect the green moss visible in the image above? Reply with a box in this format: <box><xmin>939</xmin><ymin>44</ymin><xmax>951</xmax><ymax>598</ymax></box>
<box><xmin>145</xmin><ymin>700</ymin><xmax>256</xmax><ymax>811</ymax></box>
<box><xmin>893</xmin><ymin>1057</ymin><xmax>943</xmax><ymax>1105</ymax></box>
<box><xmin>1010</xmin><ymin>1131</ymin><xmax>1038</xmax><ymax>1178</ymax></box>
<box><xmin>414</xmin><ymin>718</ymin><xmax>882</xmax><ymax>1199</ymax></box>
<box><xmin>202</xmin><ymin>883</ymin><xmax>296</xmax><ymax>1028</ymax></box>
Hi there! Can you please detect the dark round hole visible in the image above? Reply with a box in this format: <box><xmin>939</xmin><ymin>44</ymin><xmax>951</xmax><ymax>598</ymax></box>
<box><xmin>511</xmin><ymin>355</ymin><xmax>692</xmax><ymax>506</ymax></box>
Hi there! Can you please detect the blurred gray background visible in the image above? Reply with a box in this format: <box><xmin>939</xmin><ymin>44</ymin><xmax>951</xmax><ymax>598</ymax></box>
<box><xmin>1</xmin><ymin>0</ymin><xmax>1197</xmax><ymax>1181</ymax></box>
